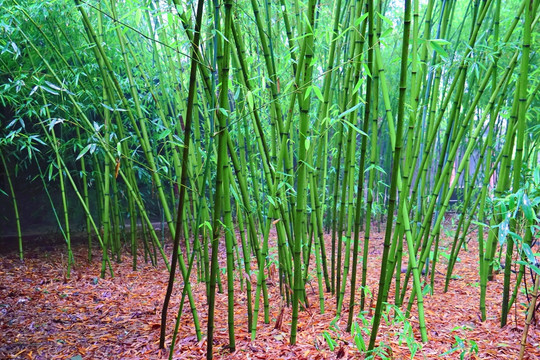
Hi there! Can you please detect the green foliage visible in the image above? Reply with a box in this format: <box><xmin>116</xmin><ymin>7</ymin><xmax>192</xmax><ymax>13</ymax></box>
<box><xmin>321</xmin><ymin>304</ymin><xmax>421</xmax><ymax>359</ymax></box>
<box><xmin>493</xmin><ymin>165</ymin><xmax>540</xmax><ymax>273</ymax></box>
<box><xmin>442</xmin><ymin>335</ymin><xmax>479</xmax><ymax>360</ymax></box>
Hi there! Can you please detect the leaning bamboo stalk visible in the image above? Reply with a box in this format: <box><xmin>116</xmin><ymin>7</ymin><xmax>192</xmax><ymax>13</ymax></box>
<box><xmin>0</xmin><ymin>150</ymin><xmax>23</xmax><ymax>260</ymax></box>
<box><xmin>337</xmin><ymin>0</ymin><xmax>367</xmax><ymax>316</ymax></box>
<box><xmin>519</xmin><ymin>267</ymin><xmax>540</xmax><ymax>360</ymax></box>
<box><xmin>159</xmin><ymin>0</ymin><xmax>205</xmax><ymax>348</ymax></box>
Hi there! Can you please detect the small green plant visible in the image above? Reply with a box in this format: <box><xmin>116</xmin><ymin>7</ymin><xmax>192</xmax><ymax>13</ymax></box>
<box><xmin>392</xmin><ymin>305</ymin><xmax>421</xmax><ymax>358</ymax></box>
<box><xmin>322</xmin><ymin>330</ymin><xmax>337</xmax><ymax>351</ymax></box>
<box><xmin>441</xmin><ymin>335</ymin><xmax>478</xmax><ymax>359</ymax></box>
<box><xmin>322</xmin><ymin>304</ymin><xmax>422</xmax><ymax>359</ymax></box>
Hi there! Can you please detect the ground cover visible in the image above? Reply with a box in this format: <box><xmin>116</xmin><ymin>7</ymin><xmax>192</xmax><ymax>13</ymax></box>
<box><xmin>1</xmin><ymin>229</ymin><xmax>538</xmax><ymax>359</ymax></box>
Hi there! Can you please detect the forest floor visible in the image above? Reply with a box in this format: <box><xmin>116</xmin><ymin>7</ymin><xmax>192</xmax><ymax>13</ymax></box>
<box><xmin>1</xmin><ymin>224</ymin><xmax>539</xmax><ymax>359</ymax></box>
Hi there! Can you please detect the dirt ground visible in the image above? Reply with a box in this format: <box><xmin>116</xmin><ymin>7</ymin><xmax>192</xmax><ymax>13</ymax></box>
<box><xmin>1</xmin><ymin>226</ymin><xmax>539</xmax><ymax>359</ymax></box>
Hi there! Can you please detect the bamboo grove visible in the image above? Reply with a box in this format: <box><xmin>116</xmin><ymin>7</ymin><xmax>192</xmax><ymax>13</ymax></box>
<box><xmin>1</xmin><ymin>0</ymin><xmax>539</xmax><ymax>358</ymax></box>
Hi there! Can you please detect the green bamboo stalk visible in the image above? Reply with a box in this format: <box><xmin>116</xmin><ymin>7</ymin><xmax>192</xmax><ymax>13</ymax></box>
<box><xmin>348</xmin><ymin>0</ymin><xmax>375</xmax><ymax>329</ymax></box>
<box><xmin>207</xmin><ymin>0</ymin><xmax>235</xmax><ymax>356</ymax></box>
<box><xmin>159</xmin><ymin>0</ymin><xmax>205</xmax><ymax>347</ymax></box>
<box><xmin>291</xmin><ymin>0</ymin><xmax>317</xmax><ymax>345</ymax></box>
<box><xmin>0</xmin><ymin>150</ymin><xmax>23</xmax><ymax>260</ymax></box>
<box><xmin>368</xmin><ymin>0</ymin><xmax>428</xmax><ymax>350</ymax></box>
<box><xmin>501</xmin><ymin>0</ymin><xmax>533</xmax><ymax>326</ymax></box>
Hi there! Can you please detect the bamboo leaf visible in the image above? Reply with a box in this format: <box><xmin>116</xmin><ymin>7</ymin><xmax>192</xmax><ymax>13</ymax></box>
<box><xmin>352</xmin><ymin>322</ymin><xmax>366</xmax><ymax>351</ymax></box>
<box><xmin>218</xmin><ymin>107</ymin><xmax>229</xmax><ymax>116</ymax></box>
<box><xmin>353</xmin><ymin>77</ymin><xmax>364</xmax><ymax>95</ymax></box>
<box><xmin>362</xmin><ymin>63</ymin><xmax>371</xmax><ymax>78</ymax></box>
<box><xmin>497</xmin><ymin>214</ymin><xmax>510</xmax><ymax>245</ymax></box>
<box><xmin>364</xmin><ymin>164</ymin><xmax>387</xmax><ymax>175</ymax></box>
<box><xmin>246</xmin><ymin>90</ymin><xmax>254</xmax><ymax>111</ymax></box>
<box><xmin>76</xmin><ymin>143</ymin><xmax>93</xmax><ymax>160</ymax></box>
<box><xmin>341</xmin><ymin>118</ymin><xmax>367</xmax><ymax>137</ymax></box>
<box><xmin>29</xmin><ymin>85</ymin><xmax>39</xmax><ymax>97</ymax></box>
<box><xmin>517</xmin><ymin>261</ymin><xmax>540</xmax><ymax>275</ymax></box>
<box><xmin>312</xmin><ymin>85</ymin><xmax>324</xmax><ymax>102</ymax></box>
<box><xmin>157</xmin><ymin>129</ymin><xmax>171</xmax><ymax>140</ymax></box>
<box><xmin>44</xmin><ymin>81</ymin><xmax>64</xmax><ymax>92</ymax></box>
<box><xmin>521</xmin><ymin>243</ymin><xmax>537</xmax><ymax>265</ymax></box>
<box><xmin>336</xmin><ymin>102</ymin><xmax>362</xmax><ymax>120</ymax></box>
<box><xmin>304</xmin><ymin>86</ymin><xmax>313</xmax><ymax>100</ymax></box>
<box><xmin>214</xmin><ymin>29</ymin><xmax>230</xmax><ymax>43</ymax></box>
<box><xmin>377</xmin><ymin>12</ymin><xmax>393</xmax><ymax>28</ymax></box>
<box><xmin>471</xmin><ymin>220</ymin><xmax>488</xmax><ymax>228</ymax></box>
<box><xmin>354</xmin><ymin>13</ymin><xmax>369</xmax><ymax>27</ymax></box>
<box><xmin>322</xmin><ymin>331</ymin><xmax>336</xmax><ymax>351</ymax></box>
<box><xmin>520</xmin><ymin>193</ymin><xmax>533</xmax><ymax>221</ymax></box>
<box><xmin>47</xmin><ymin>118</ymin><xmax>65</xmax><ymax>132</ymax></box>
<box><xmin>40</xmin><ymin>85</ymin><xmax>59</xmax><ymax>95</ymax></box>
<box><xmin>430</xmin><ymin>39</ymin><xmax>449</xmax><ymax>58</ymax></box>
<box><xmin>47</xmin><ymin>162</ymin><xmax>55</xmax><ymax>181</ymax></box>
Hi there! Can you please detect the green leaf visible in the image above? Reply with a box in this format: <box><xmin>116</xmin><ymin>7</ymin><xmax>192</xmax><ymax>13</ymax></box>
<box><xmin>48</xmin><ymin>163</ymin><xmax>54</xmax><ymax>181</ymax></box>
<box><xmin>214</xmin><ymin>29</ymin><xmax>230</xmax><ymax>43</ymax></box>
<box><xmin>353</xmin><ymin>77</ymin><xmax>364</xmax><ymax>95</ymax></box>
<box><xmin>40</xmin><ymin>85</ymin><xmax>59</xmax><ymax>96</ymax></box>
<box><xmin>48</xmin><ymin>118</ymin><xmax>65</xmax><ymax>132</ymax></box>
<box><xmin>430</xmin><ymin>40</ymin><xmax>448</xmax><ymax>58</ymax></box>
<box><xmin>341</xmin><ymin>118</ymin><xmax>368</xmax><ymax>137</ymax></box>
<box><xmin>305</xmin><ymin>137</ymin><xmax>311</xmax><ymax>151</ymax></box>
<box><xmin>377</xmin><ymin>12</ymin><xmax>393</xmax><ymax>28</ymax></box>
<box><xmin>364</xmin><ymin>164</ymin><xmax>387</xmax><ymax>175</ymax></box>
<box><xmin>353</xmin><ymin>322</ymin><xmax>366</xmax><ymax>351</ymax></box>
<box><xmin>471</xmin><ymin>220</ymin><xmax>489</xmax><ymax>228</ymax></box>
<box><xmin>322</xmin><ymin>331</ymin><xmax>336</xmax><ymax>351</ymax></box>
<box><xmin>29</xmin><ymin>86</ymin><xmax>39</xmax><ymax>97</ymax></box>
<box><xmin>498</xmin><ymin>214</ymin><xmax>510</xmax><ymax>245</ymax></box>
<box><xmin>267</xmin><ymin>195</ymin><xmax>276</xmax><ymax>207</ymax></box>
<box><xmin>517</xmin><ymin>260</ymin><xmax>540</xmax><ymax>275</ymax></box>
<box><xmin>508</xmin><ymin>231</ymin><xmax>522</xmax><ymax>243</ymax></box>
<box><xmin>522</xmin><ymin>243</ymin><xmax>537</xmax><ymax>265</ymax></box>
<box><xmin>157</xmin><ymin>129</ymin><xmax>171</xmax><ymax>140</ymax></box>
<box><xmin>362</xmin><ymin>62</ymin><xmax>372</xmax><ymax>78</ymax></box>
<box><xmin>312</xmin><ymin>85</ymin><xmax>324</xmax><ymax>102</ymax></box>
<box><xmin>533</xmin><ymin>167</ymin><xmax>540</xmax><ymax>185</ymax></box>
<box><xmin>337</xmin><ymin>101</ymin><xmax>362</xmax><ymax>120</ymax></box>
<box><xmin>218</xmin><ymin>107</ymin><xmax>228</xmax><ymax>117</ymax></box>
<box><xmin>44</xmin><ymin>81</ymin><xmax>64</xmax><ymax>92</ymax></box>
<box><xmin>76</xmin><ymin>144</ymin><xmax>93</xmax><ymax>161</ymax></box>
<box><xmin>246</xmin><ymin>90</ymin><xmax>254</xmax><ymax>111</ymax></box>
<box><xmin>521</xmin><ymin>193</ymin><xmax>533</xmax><ymax>221</ymax></box>
<box><xmin>354</xmin><ymin>13</ymin><xmax>369</xmax><ymax>27</ymax></box>
<box><xmin>199</xmin><ymin>221</ymin><xmax>212</xmax><ymax>232</ymax></box>
<box><xmin>304</xmin><ymin>86</ymin><xmax>313</xmax><ymax>100</ymax></box>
